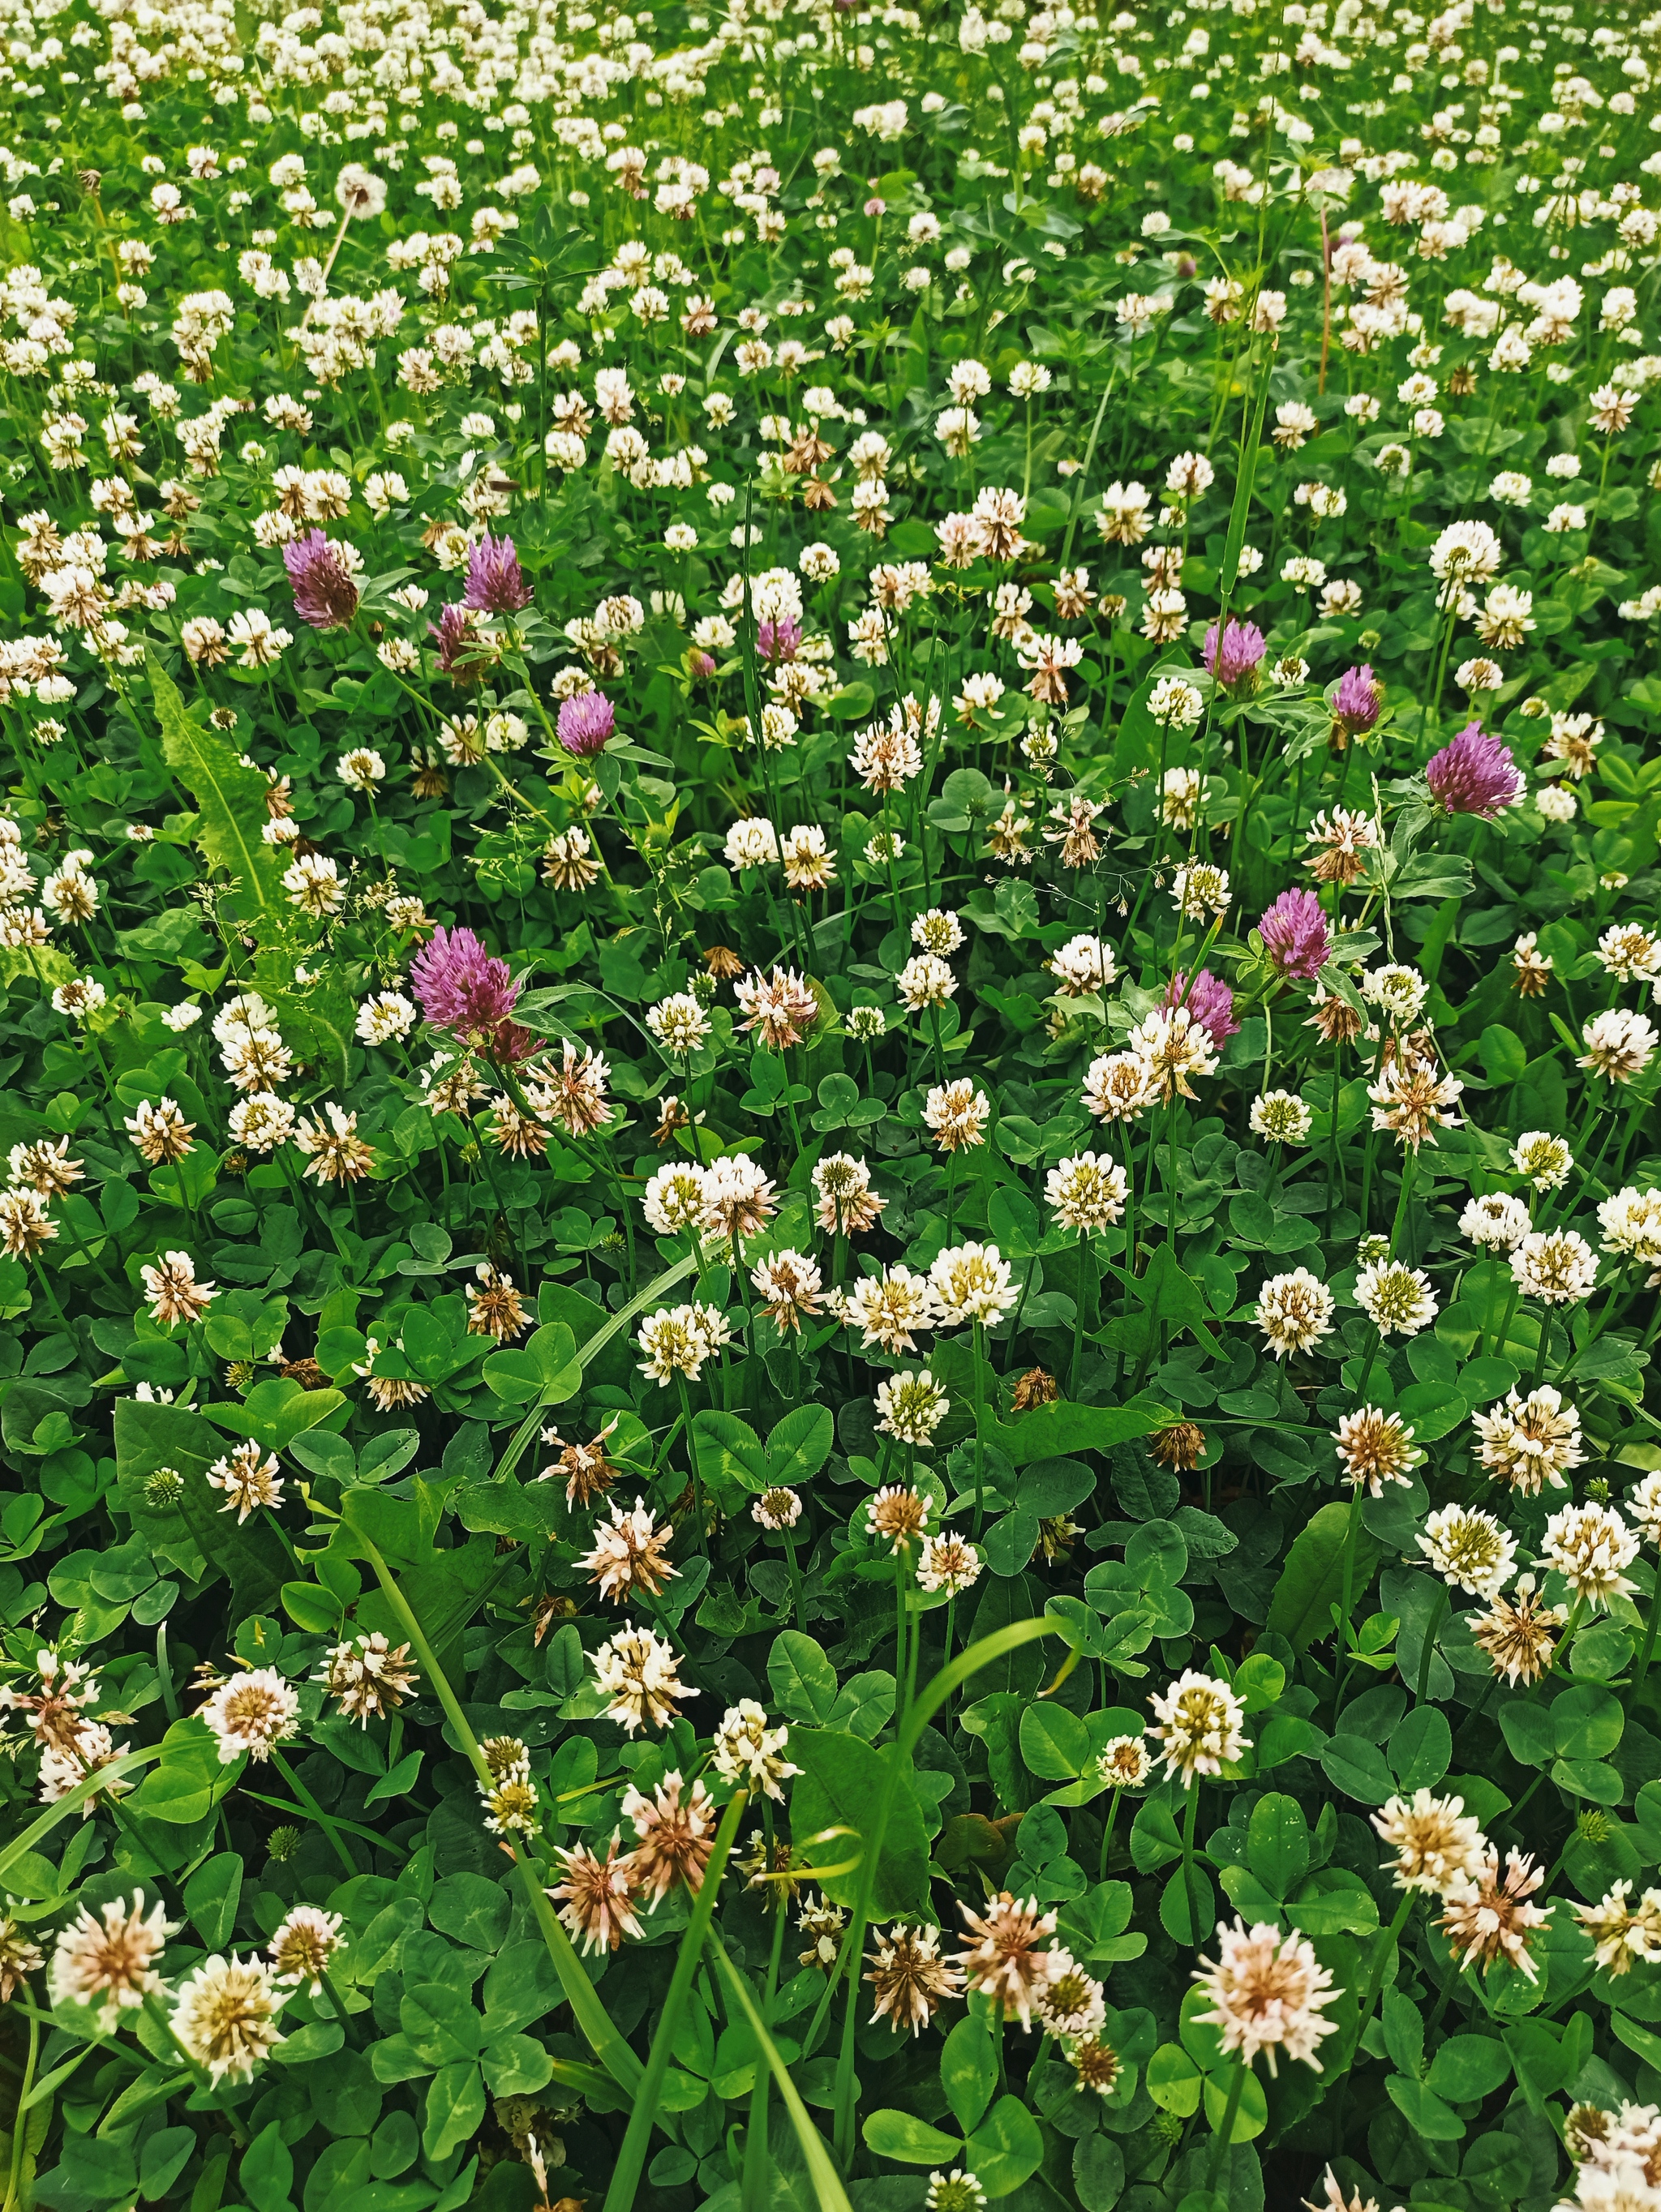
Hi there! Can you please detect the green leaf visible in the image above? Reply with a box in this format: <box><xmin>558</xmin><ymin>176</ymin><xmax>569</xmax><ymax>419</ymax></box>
<box><xmin>767</xmin><ymin>1631</ymin><xmax>839</xmax><ymax>1726</ymax></box>
<box><xmin>239</xmin><ymin>2123</ymin><xmax>294</xmax><ymax>2212</ymax></box>
<box><xmin>183</xmin><ymin>1853</ymin><xmax>242</xmax><ymax>1950</ymax></box>
<box><xmin>862</xmin><ymin>2111</ymin><xmax>964</xmax><ymax>2164</ymax></box>
<box><xmin>1200</xmin><ymin>2064</ymin><xmax>1267</xmax><ymax>2146</ymax></box>
<box><xmin>766</xmin><ymin>1404</ymin><xmax>835</xmax><ymax>1488</ymax></box>
<box><xmin>1552</xmin><ymin>1682</ymin><xmax>1625</xmax><ymax>1760</ymax></box>
<box><xmin>985</xmin><ymin>1395</ymin><xmax>1174</xmax><ymax>1468</ymax></box>
<box><xmin>941</xmin><ymin>2014</ymin><xmax>998</xmax><ymax>2137</ymax></box>
<box><xmin>130</xmin><ymin>1717</ymin><xmax>243</xmax><ymax>1825</ymax></box>
<box><xmin>1388</xmin><ymin>1706</ymin><xmax>1453</xmax><ymax>1791</ymax></box>
<box><xmin>1129</xmin><ymin>1797</ymin><xmax>1184</xmax><ymax>1872</ymax></box>
<box><xmin>1246</xmin><ymin>1793</ymin><xmax>1309</xmax><ymax>1901</ymax></box>
<box><xmin>1381</xmin><ymin>1988</ymin><xmax>1423</xmax><ymax>2080</ymax></box>
<box><xmin>281</xmin><ymin>1580</ymin><xmax>344</xmax><ymax>1635</ymax></box>
<box><xmin>482</xmin><ymin>1321</ymin><xmax>582</xmax><ymax>1407</ymax></box>
<box><xmin>1115</xmin><ymin>1242</ymin><xmax>1224</xmax><ymax>1357</ymax></box>
<box><xmin>1320</xmin><ymin>1734</ymin><xmax>1397</xmax><ymax>1807</ymax></box>
<box><xmin>1019</xmin><ymin>1703</ymin><xmax>1091</xmax><ymax>1780</ymax></box>
<box><xmin>401</xmin><ymin>1983</ymin><xmax>487</xmax><ymax>2068</ymax></box>
<box><xmin>422</xmin><ymin>2060</ymin><xmax>487</xmax><ymax>2163</ymax></box>
<box><xmin>1160</xmin><ymin>1863</ymin><xmax>1216</xmax><ymax>1946</ymax></box>
<box><xmin>691</xmin><ymin>1408</ymin><xmax>770</xmax><ymax>1507</ymax></box>
<box><xmin>148</xmin><ymin>653</ymin><xmax>285</xmax><ymax>916</ymax></box>
<box><xmin>1384</xmin><ymin>2074</ymin><xmax>1466</xmax><ymax>2141</ymax></box>
<box><xmin>1499</xmin><ymin>1700</ymin><xmax>1556</xmax><ymax>1768</ymax></box>
<box><xmin>482</xmin><ymin>2034</ymin><xmax>555</xmax><ymax>2097</ymax></box>
<box><xmin>1266</xmin><ymin>1501</ymin><xmax>1381</xmax><ymax>1652</ymax></box>
<box><xmin>789</xmin><ymin>1730</ymin><xmax>930</xmax><ymax>1915</ymax></box>
<box><xmin>1073</xmin><ymin>2134</ymin><xmax>1127</xmax><ymax>2212</ymax></box>
<box><xmin>482</xmin><ymin>1942</ymin><xmax>562</xmax><ymax>2038</ymax></box>
<box><xmin>964</xmin><ymin>2094</ymin><xmax>1046</xmax><ymax>2197</ymax></box>
<box><xmin>140</xmin><ymin>2128</ymin><xmax>196</xmax><ymax>2202</ymax></box>
<box><xmin>1480</xmin><ymin>1024</ymin><xmax>1528</xmax><ymax>1086</ymax></box>
<box><xmin>428</xmin><ymin>1872</ymin><xmax>511</xmax><ymax>1953</ymax></box>
<box><xmin>1146</xmin><ymin>2043</ymin><xmax>1203</xmax><ymax>2116</ymax></box>
<box><xmin>1425</xmin><ymin>2034</ymin><xmax>1512</xmax><ymax>2103</ymax></box>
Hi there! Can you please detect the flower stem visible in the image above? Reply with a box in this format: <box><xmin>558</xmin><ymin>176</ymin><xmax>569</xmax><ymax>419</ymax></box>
<box><xmin>357</xmin><ymin>1535</ymin><xmax>642</xmax><ymax>2094</ymax></box>
<box><xmin>1205</xmin><ymin>2060</ymin><xmax>1247</xmax><ymax>2190</ymax></box>
<box><xmin>269</xmin><ymin>1747</ymin><xmax>358</xmax><ymax>1879</ymax></box>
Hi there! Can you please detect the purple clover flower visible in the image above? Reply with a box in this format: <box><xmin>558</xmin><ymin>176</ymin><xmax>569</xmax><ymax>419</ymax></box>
<box><xmin>427</xmin><ymin>603</ymin><xmax>496</xmax><ymax>684</ymax></box>
<box><xmin>411</xmin><ymin>925</ymin><xmax>532</xmax><ymax>1061</ymax></box>
<box><xmin>282</xmin><ymin>530</ymin><xmax>359</xmax><ymax>631</ymax></box>
<box><xmin>1426</xmin><ymin>722</ymin><xmax>1526</xmax><ymax>818</ymax></box>
<box><xmin>1202</xmin><ymin>618</ymin><xmax>1267</xmax><ymax>691</ymax></box>
<box><xmin>557</xmin><ymin>692</ymin><xmax>616</xmax><ymax>759</ymax></box>
<box><xmin>758</xmin><ymin>616</ymin><xmax>802</xmax><ymax>667</ymax></box>
<box><xmin>1167</xmin><ymin>967</ymin><xmax>1239</xmax><ymax>1046</ymax></box>
<box><xmin>1259</xmin><ymin>886</ymin><xmax>1332</xmax><ymax>980</ymax></box>
<box><xmin>1332</xmin><ymin>663</ymin><xmax>1382</xmax><ymax>737</ymax></box>
<box><xmin>463</xmin><ymin>533</ymin><xmax>534</xmax><ymax>615</ymax></box>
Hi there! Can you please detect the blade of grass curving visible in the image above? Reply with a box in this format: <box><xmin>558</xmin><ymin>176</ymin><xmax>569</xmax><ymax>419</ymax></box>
<box><xmin>600</xmin><ymin>1788</ymin><xmax>750</xmax><ymax>2212</ymax></box>
<box><xmin>709</xmin><ymin>1927</ymin><xmax>854</xmax><ymax>2212</ymax></box>
<box><xmin>491</xmin><ymin>1248</ymin><xmax>699</xmax><ymax>1482</ymax></box>
<box><xmin>0</xmin><ymin>1747</ymin><xmax>161</xmax><ymax>1889</ymax></box>
<box><xmin>831</xmin><ymin>1616</ymin><xmax>1062</xmax><ymax>2158</ymax></box>
<box><xmin>358</xmin><ymin>1537</ymin><xmax>642</xmax><ymax>2094</ymax></box>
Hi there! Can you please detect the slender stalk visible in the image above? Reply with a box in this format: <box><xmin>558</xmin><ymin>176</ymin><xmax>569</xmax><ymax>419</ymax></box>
<box><xmin>601</xmin><ymin>1790</ymin><xmax>749</xmax><ymax>2212</ymax></box>
<box><xmin>140</xmin><ymin>1990</ymin><xmax>248</xmax><ymax>2146</ymax></box>
<box><xmin>269</xmin><ymin>1747</ymin><xmax>358</xmax><ymax>1879</ymax></box>
<box><xmin>1633</xmin><ymin>1584</ymin><xmax>1661</xmax><ymax>1695</ymax></box>
<box><xmin>1179</xmin><ymin>1780</ymin><xmax>1203</xmax><ymax>1946</ymax></box>
<box><xmin>1206</xmin><ymin>2060</ymin><xmax>1248</xmax><ymax>2190</ymax></box>
<box><xmin>357</xmin><ymin>1536</ymin><xmax>642</xmax><ymax>2092</ymax></box>
<box><xmin>1414</xmin><ymin>1583</ymin><xmax>1449</xmax><ymax>1705</ymax></box>
<box><xmin>3</xmin><ymin>2008</ymin><xmax>36</xmax><ymax>2212</ymax></box>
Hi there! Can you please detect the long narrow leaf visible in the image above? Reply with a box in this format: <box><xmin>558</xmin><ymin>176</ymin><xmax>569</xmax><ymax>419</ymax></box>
<box><xmin>709</xmin><ymin>1930</ymin><xmax>854</xmax><ymax>2212</ymax></box>
<box><xmin>358</xmin><ymin>1537</ymin><xmax>643</xmax><ymax>2094</ymax></box>
<box><xmin>492</xmin><ymin>1248</ymin><xmax>698</xmax><ymax>1482</ymax></box>
<box><xmin>600</xmin><ymin>1789</ymin><xmax>750</xmax><ymax>2212</ymax></box>
<box><xmin>831</xmin><ymin>1617</ymin><xmax>1062</xmax><ymax>2153</ymax></box>
<box><xmin>0</xmin><ymin>1747</ymin><xmax>161</xmax><ymax>1891</ymax></box>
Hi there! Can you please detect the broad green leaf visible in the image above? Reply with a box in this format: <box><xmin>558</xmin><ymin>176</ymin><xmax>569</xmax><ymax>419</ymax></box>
<box><xmin>941</xmin><ymin>2014</ymin><xmax>998</xmax><ymax>2137</ymax></box>
<box><xmin>1146</xmin><ymin>2043</ymin><xmax>1203</xmax><ymax>2116</ymax></box>
<box><xmin>964</xmin><ymin>2094</ymin><xmax>1045</xmax><ymax>2197</ymax></box>
<box><xmin>1425</xmin><ymin>2034</ymin><xmax>1512</xmax><ymax>2103</ymax></box>
<box><xmin>1384</xmin><ymin>2074</ymin><xmax>1466</xmax><ymax>2141</ymax></box>
<box><xmin>767</xmin><ymin>1631</ymin><xmax>839</xmax><ymax>1726</ymax></box>
<box><xmin>1388</xmin><ymin>1706</ymin><xmax>1453</xmax><ymax>1792</ymax></box>
<box><xmin>789</xmin><ymin>1729</ymin><xmax>930</xmax><ymax>1914</ymax></box>
<box><xmin>183</xmin><ymin>1853</ymin><xmax>242</xmax><ymax>1949</ymax></box>
<box><xmin>422</xmin><ymin>2060</ymin><xmax>487</xmax><ymax>2163</ymax></box>
<box><xmin>130</xmin><ymin>1717</ymin><xmax>244</xmax><ymax>1825</ymax></box>
<box><xmin>1201</xmin><ymin>2064</ymin><xmax>1267</xmax><ymax>2143</ymax></box>
<box><xmin>1019</xmin><ymin>1703</ymin><xmax>1091</xmax><ymax>1781</ymax></box>
<box><xmin>148</xmin><ymin>652</ymin><xmax>285</xmax><ymax>915</ymax></box>
<box><xmin>1320</xmin><ymin>1734</ymin><xmax>1397</xmax><ymax>1806</ymax></box>
<box><xmin>861</xmin><ymin>2110</ymin><xmax>963</xmax><ymax>2164</ymax></box>
<box><xmin>986</xmin><ymin>1394</ymin><xmax>1174</xmax><ymax>1468</ymax></box>
<box><xmin>766</xmin><ymin>1404</ymin><xmax>835</xmax><ymax>1487</ymax></box>
<box><xmin>1266</xmin><ymin>1502</ymin><xmax>1381</xmax><ymax>1652</ymax></box>
<box><xmin>1245</xmin><ymin>1793</ymin><xmax>1309</xmax><ymax>1901</ymax></box>
<box><xmin>239</xmin><ymin>2122</ymin><xmax>294</xmax><ymax>2212</ymax></box>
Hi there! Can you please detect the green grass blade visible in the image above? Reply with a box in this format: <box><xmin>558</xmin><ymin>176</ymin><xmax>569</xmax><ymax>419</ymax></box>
<box><xmin>600</xmin><ymin>1789</ymin><xmax>750</xmax><ymax>2212</ymax></box>
<box><xmin>0</xmin><ymin>1747</ymin><xmax>161</xmax><ymax>1889</ymax></box>
<box><xmin>491</xmin><ymin>1247</ymin><xmax>699</xmax><ymax>1482</ymax></box>
<box><xmin>709</xmin><ymin>1929</ymin><xmax>854</xmax><ymax>2212</ymax></box>
<box><xmin>358</xmin><ymin>1537</ymin><xmax>642</xmax><ymax>2094</ymax></box>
